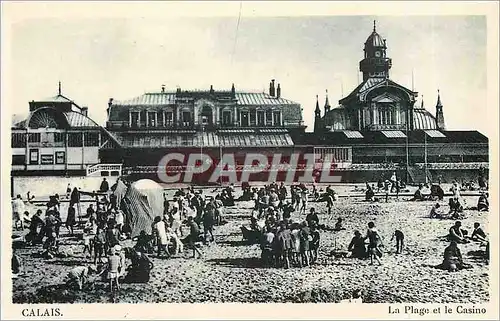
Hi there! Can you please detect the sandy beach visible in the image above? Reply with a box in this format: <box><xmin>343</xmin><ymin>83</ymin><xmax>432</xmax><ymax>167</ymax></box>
<box><xmin>12</xmin><ymin>187</ymin><xmax>489</xmax><ymax>304</ymax></box>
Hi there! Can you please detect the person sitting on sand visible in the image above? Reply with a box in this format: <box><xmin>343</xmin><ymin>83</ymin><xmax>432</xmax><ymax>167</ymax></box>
<box><xmin>477</xmin><ymin>192</ymin><xmax>489</xmax><ymax>212</ymax></box>
<box><xmin>448</xmin><ymin>197</ymin><xmax>464</xmax><ymax>219</ymax></box>
<box><xmin>365</xmin><ymin>222</ymin><xmax>383</xmax><ymax>266</ymax></box>
<box><xmin>448</xmin><ymin>221</ymin><xmax>469</xmax><ymax>244</ymax></box>
<box><xmin>124</xmin><ymin>248</ymin><xmax>154</xmax><ymax>283</ymax></box>
<box><xmin>365</xmin><ymin>183</ymin><xmax>375</xmax><ymax>202</ymax></box>
<box><xmin>134</xmin><ymin>230</ymin><xmax>154</xmax><ymax>254</ymax></box>
<box><xmin>411</xmin><ymin>184</ymin><xmax>425</xmax><ymax>201</ymax></box>
<box><xmin>438</xmin><ymin>241</ymin><xmax>471</xmax><ymax>272</ymax></box>
<box><xmin>470</xmin><ymin>222</ymin><xmax>487</xmax><ymax>243</ymax></box>
<box><xmin>26</xmin><ymin>209</ymin><xmax>44</xmax><ymax>245</ymax></box>
<box><xmin>429</xmin><ymin>203</ymin><xmax>444</xmax><ymax>219</ymax></box>
<box><xmin>430</xmin><ymin>184</ymin><xmax>445</xmax><ymax>201</ymax></box>
<box><xmin>65</xmin><ymin>265</ymin><xmax>97</xmax><ymax>290</ymax></box>
<box><xmin>348</xmin><ymin>230</ymin><xmax>367</xmax><ymax>259</ymax></box>
<box><xmin>391</xmin><ymin>230</ymin><xmax>404</xmax><ymax>254</ymax></box>
<box><xmin>334</xmin><ymin>218</ymin><xmax>346</xmax><ymax>231</ymax></box>
<box><xmin>306</xmin><ymin>208</ymin><xmax>319</xmax><ymax>228</ymax></box>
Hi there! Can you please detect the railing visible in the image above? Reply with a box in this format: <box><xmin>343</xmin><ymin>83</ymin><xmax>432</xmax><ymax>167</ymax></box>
<box><xmin>86</xmin><ymin>163</ymin><xmax>123</xmax><ymax>177</ymax></box>
<box><xmin>414</xmin><ymin>162</ymin><xmax>489</xmax><ymax>170</ymax></box>
<box><xmin>366</xmin><ymin>124</ymin><xmax>406</xmax><ymax>131</ymax></box>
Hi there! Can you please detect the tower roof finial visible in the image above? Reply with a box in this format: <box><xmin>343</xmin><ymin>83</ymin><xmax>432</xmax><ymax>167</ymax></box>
<box><xmin>58</xmin><ymin>81</ymin><xmax>61</xmax><ymax>95</ymax></box>
<box><xmin>373</xmin><ymin>20</ymin><xmax>376</xmax><ymax>32</ymax></box>
<box><xmin>315</xmin><ymin>94</ymin><xmax>321</xmax><ymax>114</ymax></box>
<box><xmin>436</xmin><ymin>89</ymin><xmax>443</xmax><ymax>107</ymax></box>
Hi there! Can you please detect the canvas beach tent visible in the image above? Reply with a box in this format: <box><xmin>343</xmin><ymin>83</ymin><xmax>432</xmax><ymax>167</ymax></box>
<box><xmin>119</xmin><ymin>179</ymin><xmax>164</xmax><ymax>237</ymax></box>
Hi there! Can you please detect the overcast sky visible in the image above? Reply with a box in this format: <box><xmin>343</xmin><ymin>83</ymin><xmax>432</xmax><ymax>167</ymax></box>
<box><xmin>7</xmin><ymin>5</ymin><xmax>488</xmax><ymax>134</ymax></box>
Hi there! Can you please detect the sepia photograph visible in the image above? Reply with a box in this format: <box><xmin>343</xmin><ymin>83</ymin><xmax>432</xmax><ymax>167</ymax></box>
<box><xmin>2</xmin><ymin>1</ymin><xmax>498</xmax><ymax>319</ymax></box>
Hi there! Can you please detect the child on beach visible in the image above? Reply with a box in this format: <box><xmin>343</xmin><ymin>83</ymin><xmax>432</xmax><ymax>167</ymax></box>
<box><xmin>365</xmin><ymin>222</ymin><xmax>383</xmax><ymax>265</ymax></box>
<box><xmin>82</xmin><ymin>227</ymin><xmax>93</xmax><ymax>257</ymax></box>
<box><xmin>391</xmin><ymin>229</ymin><xmax>404</xmax><ymax>254</ymax></box>
<box><xmin>106</xmin><ymin>249</ymin><xmax>122</xmax><ymax>291</ymax></box>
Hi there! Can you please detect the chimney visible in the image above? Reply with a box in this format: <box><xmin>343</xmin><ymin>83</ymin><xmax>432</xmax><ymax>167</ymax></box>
<box><xmin>210</xmin><ymin>85</ymin><xmax>214</xmax><ymax>94</ymax></box>
<box><xmin>276</xmin><ymin>83</ymin><xmax>281</xmax><ymax>98</ymax></box>
<box><xmin>231</xmin><ymin>83</ymin><xmax>235</xmax><ymax>97</ymax></box>
<box><xmin>269</xmin><ymin>79</ymin><xmax>275</xmax><ymax>97</ymax></box>
<box><xmin>81</xmin><ymin>106</ymin><xmax>88</xmax><ymax>116</ymax></box>
<box><xmin>107</xmin><ymin>98</ymin><xmax>113</xmax><ymax>116</ymax></box>
<box><xmin>161</xmin><ymin>84</ymin><xmax>165</xmax><ymax>93</ymax></box>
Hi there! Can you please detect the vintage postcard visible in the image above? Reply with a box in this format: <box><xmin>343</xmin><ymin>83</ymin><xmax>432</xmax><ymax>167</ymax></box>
<box><xmin>1</xmin><ymin>1</ymin><xmax>498</xmax><ymax>320</ymax></box>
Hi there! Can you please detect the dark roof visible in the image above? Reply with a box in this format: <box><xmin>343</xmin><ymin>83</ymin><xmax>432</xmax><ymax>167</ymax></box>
<box><xmin>339</xmin><ymin>78</ymin><xmax>417</xmax><ymax>105</ymax></box>
<box><xmin>111</xmin><ymin>91</ymin><xmax>299</xmax><ymax>107</ymax></box>
<box><xmin>109</xmin><ymin>131</ymin><xmax>294</xmax><ymax>149</ymax></box>
<box><xmin>291</xmin><ymin>130</ymin><xmax>488</xmax><ymax>146</ymax></box>
<box><xmin>12</xmin><ymin>110</ymin><xmax>100</xmax><ymax>129</ymax></box>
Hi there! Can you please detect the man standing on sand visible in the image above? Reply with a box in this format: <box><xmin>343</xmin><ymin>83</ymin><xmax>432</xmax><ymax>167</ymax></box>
<box><xmin>100</xmin><ymin>178</ymin><xmax>109</xmax><ymax>193</ymax></box>
<box><xmin>152</xmin><ymin>216</ymin><xmax>169</xmax><ymax>258</ymax></box>
<box><xmin>12</xmin><ymin>195</ymin><xmax>25</xmax><ymax>230</ymax></box>
<box><xmin>187</xmin><ymin>216</ymin><xmax>203</xmax><ymax>259</ymax></box>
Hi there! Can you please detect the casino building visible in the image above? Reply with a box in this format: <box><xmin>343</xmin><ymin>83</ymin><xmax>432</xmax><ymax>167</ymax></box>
<box><xmin>305</xmin><ymin>21</ymin><xmax>488</xmax><ymax>183</ymax></box>
<box><xmin>100</xmin><ymin>81</ymin><xmax>306</xmax><ymax>183</ymax></box>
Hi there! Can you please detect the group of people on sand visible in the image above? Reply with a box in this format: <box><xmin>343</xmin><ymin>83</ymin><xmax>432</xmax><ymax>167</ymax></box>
<box><xmin>258</xmin><ymin>208</ymin><xmax>321</xmax><ymax>269</ymax></box>
<box><xmin>434</xmin><ymin>220</ymin><xmax>489</xmax><ymax>272</ymax></box>
<box><xmin>144</xmin><ymin>186</ymin><xmax>229</xmax><ymax>259</ymax></box>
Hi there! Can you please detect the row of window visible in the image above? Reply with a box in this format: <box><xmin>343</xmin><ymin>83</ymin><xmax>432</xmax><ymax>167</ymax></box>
<box><xmin>12</xmin><ymin>150</ymin><xmax>66</xmax><ymax>166</ymax></box>
<box><xmin>314</xmin><ymin>147</ymin><xmax>351</xmax><ymax>162</ymax></box>
<box><xmin>11</xmin><ymin>132</ymin><xmax>99</xmax><ymax>147</ymax></box>
<box><xmin>129</xmin><ymin>109</ymin><xmax>283</xmax><ymax>127</ymax></box>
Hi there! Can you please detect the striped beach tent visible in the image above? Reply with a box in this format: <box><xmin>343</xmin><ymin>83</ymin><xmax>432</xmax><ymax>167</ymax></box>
<box><xmin>121</xmin><ymin>179</ymin><xmax>164</xmax><ymax>237</ymax></box>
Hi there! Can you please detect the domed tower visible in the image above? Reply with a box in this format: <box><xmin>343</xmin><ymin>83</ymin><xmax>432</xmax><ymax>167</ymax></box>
<box><xmin>359</xmin><ymin>21</ymin><xmax>392</xmax><ymax>81</ymax></box>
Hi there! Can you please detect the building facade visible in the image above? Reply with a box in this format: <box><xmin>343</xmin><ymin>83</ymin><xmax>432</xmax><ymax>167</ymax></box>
<box><xmin>101</xmin><ymin>80</ymin><xmax>307</xmax><ymax>183</ymax></box>
<box><xmin>316</xmin><ymin>21</ymin><xmax>445</xmax><ymax>133</ymax></box>
<box><xmin>306</xmin><ymin>21</ymin><xmax>487</xmax><ymax>183</ymax></box>
<box><xmin>11</xmin><ymin>84</ymin><xmax>118</xmax><ymax>176</ymax></box>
